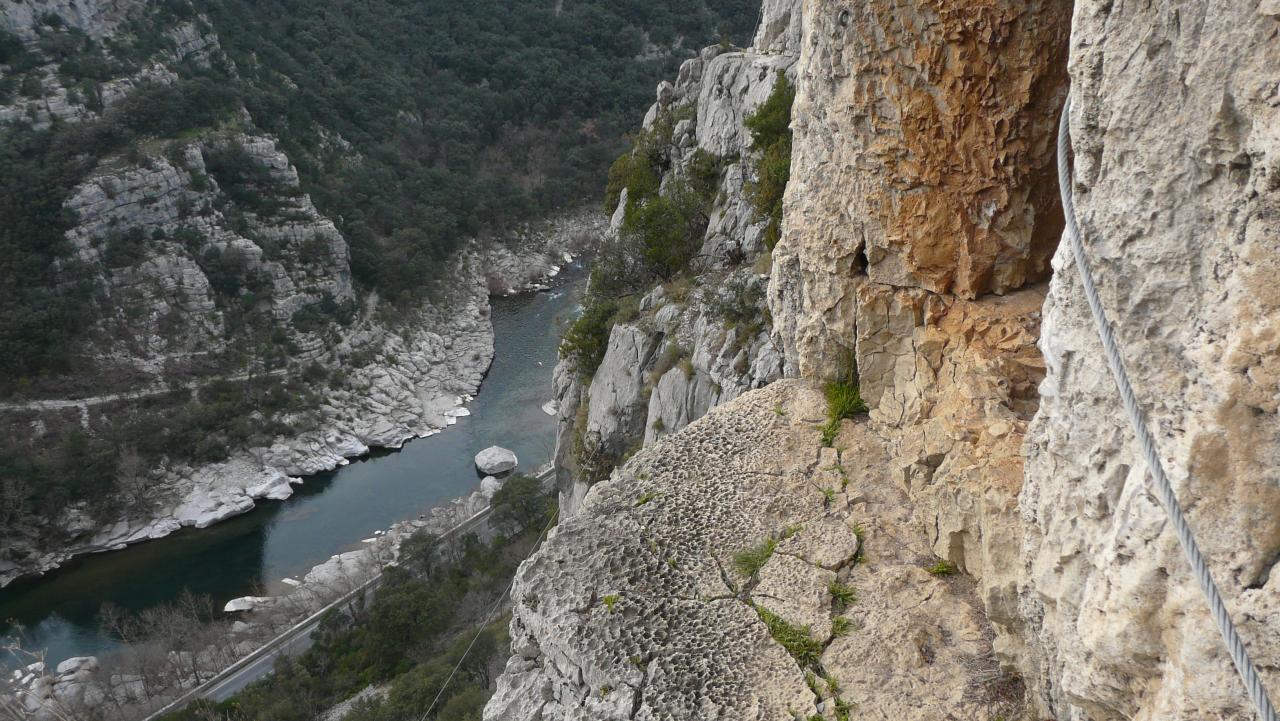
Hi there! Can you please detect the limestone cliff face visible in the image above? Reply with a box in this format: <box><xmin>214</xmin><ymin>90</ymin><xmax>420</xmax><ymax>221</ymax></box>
<box><xmin>549</xmin><ymin>2</ymin><xmax>801</xmax><ymax>516</ymax></box>
<box><xmin>769</xmin><ymin>0</ymin><xmax>1070</xmax><ymax>380</ymax></box>
<box><xmin>1019</xmin><ymin>2</ymin><xmax>1280</xmax><ymax>719</ymax></box>
<box><xmin>498</xmin><ymin>0</ymin><xmax>1280</xmax><ymax>720</ymax></box>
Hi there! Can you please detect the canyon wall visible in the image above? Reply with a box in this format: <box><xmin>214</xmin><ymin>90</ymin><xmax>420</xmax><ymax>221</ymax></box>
<box><xmin>549</xmin><ymin>7</ymin><xmax>801</xmax><ymax>516</ymax></box>
<box><xmin>1019</xmin><ymin>1</ymin><xmax>1280</xmax><ymax>718</ymax></box>
<box><xmin>493</xmin><ymin>0</ymin><xmax>1280</xmax><ymax>720</ymax></box>
<box><xmin>0</xmin><ymin>0</ymin><xmax>600</xmax><ymax>587</ymax></box>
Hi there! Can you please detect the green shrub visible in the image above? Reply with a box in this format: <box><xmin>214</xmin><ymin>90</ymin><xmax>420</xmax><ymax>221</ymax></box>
<box><xmin>743</xmin><ymin>72</ymin><xmax>795</xmax><ymax>250</ymax></box>
<box><xmin>103</xmin><ymin>227</ymin><xmax>150</xmax><ymax>268</ymax></box>
<box><xmin>560</xmin><ymin>298</ymin><xmax>619</xmax><ymax>378</ymax></box>
<box><xmin>490</xmin><ymin>473</ymin><xmax>554</xmax><ymax>535</ymax></box>
<box><xmin>621</xmin><ymin>179</ymin><xmax>709</xmax><ymax>280</ymax></box>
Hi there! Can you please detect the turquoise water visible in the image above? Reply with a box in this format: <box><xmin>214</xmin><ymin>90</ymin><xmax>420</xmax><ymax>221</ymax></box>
<box><xmin>0</xmin><ymin>269</ymin><xmax>584</xmax><ymax>669</ymax></box>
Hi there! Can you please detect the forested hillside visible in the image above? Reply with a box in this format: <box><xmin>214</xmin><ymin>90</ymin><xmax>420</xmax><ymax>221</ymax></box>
<box><xmin>0</xmin><ymin>0</ymin><xmax>755</xmax><ymax>387</ymax></box>
<box><xmin>0</xmin><ymin>0</ymin><xmax>756</xmax><ymax>579</ymax></box>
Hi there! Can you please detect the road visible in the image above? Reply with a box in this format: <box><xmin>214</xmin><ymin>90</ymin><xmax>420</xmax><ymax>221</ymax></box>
<box><xmin>0</xmin><ymin>369</ymin><xmax>289</xmax><ymax>414</ymax></box>
<box><xmin>145</xmin><ymin>466</ymin><xmax>551</xmax><ymax>719</ymax></box>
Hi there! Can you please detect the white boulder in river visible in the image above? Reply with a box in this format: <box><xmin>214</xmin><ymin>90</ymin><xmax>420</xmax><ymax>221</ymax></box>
<box><xmin>474</xmin><ymin>446</ymin><xmax>517</xmax><ymax>475</ymax></box>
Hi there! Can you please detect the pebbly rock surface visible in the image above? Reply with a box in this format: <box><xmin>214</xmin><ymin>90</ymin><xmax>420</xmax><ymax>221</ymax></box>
<box><xmin>1018</xmin><ymin>2</ymin><xmax>1280</xmax><ymax>719</ymax></box>
<box><xmin>487</xmin><ymin>382</ymin><xmax>1021</xmax><ymax>721</ymax></box>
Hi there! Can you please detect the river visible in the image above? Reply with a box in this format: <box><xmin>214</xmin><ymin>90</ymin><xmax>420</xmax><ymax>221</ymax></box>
<box><xmin>0</xmin><ymin>269</ymin><xmax>585</xmax><ymax>670</ymax></box>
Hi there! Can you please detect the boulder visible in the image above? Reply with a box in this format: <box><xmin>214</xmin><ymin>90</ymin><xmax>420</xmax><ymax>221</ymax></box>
<box><xmin>55</xmin><ymin>657</ymin><xmax>98</xmax><ymax>676</ymax></box>
<box><xmin>475</xmin><ymin>446</ymin><xmax>518</xmax><ymax>475</ymax></box>
<box><xmin>480</xmin><ymin>476</ymin><xmax>503</xmax><ymax>498</ymax></box>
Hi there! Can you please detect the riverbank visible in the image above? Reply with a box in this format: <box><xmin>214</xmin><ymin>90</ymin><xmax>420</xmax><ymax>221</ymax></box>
<box><xmin>4</xmin><ymin>467</ymin><xmax>554</xmax><ymax>720</ymax></box>
<box><xmin>0</xmin><ymin>211</ymin><xmax>603</xmax><ymax>590</ymax></box>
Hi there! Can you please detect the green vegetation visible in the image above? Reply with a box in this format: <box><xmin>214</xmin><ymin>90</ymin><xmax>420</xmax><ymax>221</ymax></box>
<box><xmin>830</xmin><ymin>616</ymin><xmax>854</xmax><ymax>637</ymax></box>
<box><xmin>744</xmin><ymin>73</ymin><xmax>795</xmax><ymax>250</ymax></box>
<box><xmin>703</xmin><ymin>274</ymin><xmax>767</xmax><ymax>344</ymax></box>
<box><xmin>927</xmin><ymin>560</ymin><xmax>958</xmax><ymax>577</ymax></box>
<box><xmin>602</xmin><ymin>594</ymin><xmax>621</xmax><ymax>614</ymax></box>
<box><xmin>0</xmin><ymin>374</ymin><xmax>317</xmax><ymax>523</ymax></box>
<box><xmin>828</xmin><ymin>580</ymin><xmax>856</xmax><ymax>609</ymax></box>
<box><xmin>754</xmin><ymin>605</ymin><xmax>822</xmax><ymax>669</ymax></box>
<box><xmin>0</xmin><ymin>77</ymin><xmax>239</xmax><ymax>386</ymax></box>
<box><xmin>821</xmin><ymin>487</ymin><xmax>837</xmax><ymax>508</ymax></box>
<box><xmin>2</xmin><ymin>0</ymin><xmax>758</xmax><ymax>390</ymax></box>
<box><xmin>560</xmin><ymin>107</ymin><xmax>726</xmax><ymax>380</ymax></box>
<box><xmin>204</xmin><ymin>0</ymin><xmax>753</xmax><ymax>304</ymax></box>
<box><xmin>825</xmin><ymin>380</ymin><xmax>868</xmax><ymax>421</ymax></box>
<box><xmin>850</xmin><ymin>523</ymin><xmax>866</xmax><ymax>543</ymax></box>
<box><xmin>635</xmin><ymin>490</ymin><xmax>660</xmax><ymax>506</ymax></box>
<box><xmin>158</xmin><ymin>480</ymin><xmax>556</xmax><ymax>721</ymax></box>
<box><xmin>819</xmin><ymin>418</ymin><xmax>841</xmax><ymax>447</ymax></box>
<box><xmin>820</xmin><ymin>378</ymin><xmax>867</xmax><ymax>447</ymax></box>
<box><xmin>732</xmin><ymin>536</ymin><xmax>778</xmax><ymax>577</ymax></box>
<box><xmin>560</xmin><ymin>298</ymin><xmax>620</xmax><ymax>378</ymax></box>
<box><xmin>489</xmin><ymin>473</ymin><xmax>555</xmax><ymax>536</ymax></box>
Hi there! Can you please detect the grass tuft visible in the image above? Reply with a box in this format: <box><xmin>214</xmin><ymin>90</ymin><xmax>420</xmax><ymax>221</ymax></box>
<box><xmin>733</xmin><ymin>537</ymin><xmax>778</xmax><ymax>577</ymax></box>
<box><xmin>926</xmin><ymin>560</ymin><xmax>957</xmax><ymax>577</ymax></box>
<box><xmin>828</xmin><ymin>580</ymin><xmax>856</xmax><ymax>608</ymax></box>
<box><xmin>824</xmin><ymin>380</ymin><xmax>868</xmax><ymax>420</ymax></box>
<box><xmin>831</xmin><ymin>616</ymin><xmax>854</xmax><ymax>637</ymax></box>
<box><xmin>756</xmin><ymin>605</ymin><xmax>823</xmax><ymax>669</ymax></box>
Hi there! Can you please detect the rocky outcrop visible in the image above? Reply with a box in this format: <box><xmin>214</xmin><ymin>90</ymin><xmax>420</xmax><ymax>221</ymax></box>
<box><xmin>488</xmin><ymin>382</ymin><xmax>1023</xmax><ymax>721</ymax></box>
<box><xmin>548</xmin><ymin>0</ymin><xmax>800</xmax><ymax>516</ymax></box>
<box><xmin>476</xmin><ymin>446</ymin><xmax>519</xmax><ymax>476</ymax></box>
<box><xmin>769</xmin><ymin>0</ymin><xmax>1070</xmax><ymax>380</ymax></box>
<box><xmin>0</xmin><ymin>0</ymin><xmax>138</xmax><ymax>41</ymax></box>
<box><xmin>0</xmin><ymin>2</ymin><xmax>225</xmax><ymax>129</ymax></box>
<box><xmin>1018</xmin><ymin>2</ymin><xmax>1280</xmax><ymax>719</ymax></box>
<box><xmin>517</xmin><ymin>0</ymin><xmax>1280</xmax><ymax>719</ymax></box>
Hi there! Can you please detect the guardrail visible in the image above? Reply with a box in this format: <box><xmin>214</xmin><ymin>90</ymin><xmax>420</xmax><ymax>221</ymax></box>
<box><xmin>144</xmin><ymin>466</ymin><xmax>553</xmax><ymax>720</ymax></box>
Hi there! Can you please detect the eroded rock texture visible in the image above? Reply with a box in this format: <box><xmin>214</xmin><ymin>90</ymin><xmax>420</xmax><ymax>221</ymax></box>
<box><xmin>770</xmin><ymin>0</ymin><xmax>1070</xmax><ymax>380</ymax></box>
<box><xmin>488</xmin><ymin>382</ymin><xmax>1021</xmax><ymax>721</ymax></box>
<box><xmin>1019</xmin><ymin>2</ymin><xmax>1280</xmax><ymax>719</ymax></box>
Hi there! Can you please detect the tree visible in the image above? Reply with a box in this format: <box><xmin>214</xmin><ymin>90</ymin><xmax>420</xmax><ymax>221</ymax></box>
<box><xmin>489</xmin><ymin>473</ymin><xmax>553</xmax><ymax>535</ymax></box>
<box><xmin>436</xmin><ymin>685</ymin><xmax>488</xmax><ymax>721</ymax></box>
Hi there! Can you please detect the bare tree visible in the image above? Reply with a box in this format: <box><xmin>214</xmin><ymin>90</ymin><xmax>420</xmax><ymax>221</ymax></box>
<box><xmin>114</xmin><ymin>446</ymin><xmax>149</xmax><ymax>509</ymax></box>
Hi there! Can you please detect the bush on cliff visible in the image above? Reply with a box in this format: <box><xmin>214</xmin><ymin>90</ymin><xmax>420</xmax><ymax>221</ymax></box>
<box><xmin>744</xmin><ymin>72</ymin><xmax>794</xmax><ymax>250</ymax></box>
